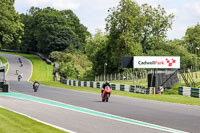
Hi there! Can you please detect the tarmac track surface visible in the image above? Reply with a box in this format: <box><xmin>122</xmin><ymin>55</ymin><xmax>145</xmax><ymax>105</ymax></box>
<box><xmin>0</xmin><ymin>53</ymin><xmax>200</xmax><ymax>133</ymax></box>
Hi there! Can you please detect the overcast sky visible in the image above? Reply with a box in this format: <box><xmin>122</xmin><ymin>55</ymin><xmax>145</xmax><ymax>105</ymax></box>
<box><xmin>14</xmin><ymin>0</ymin><xmax>200</xmax><ymax>40</ymax></box>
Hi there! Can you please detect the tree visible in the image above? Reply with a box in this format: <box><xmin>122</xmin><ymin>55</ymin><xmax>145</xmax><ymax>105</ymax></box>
<box><xmin>20</xmin><ymin>7</ymin><xmax>41</xmax><ymax>52</ymax></box>
<box><xmin>105</xmin><ymin>0</ymin><xmax>143</xmax><ymax>72</ymax></box>
<box><xmin>85</xmin><ymin>30</ymin><xmax>108</xmax><ymax>60</ymax></box>
<box><xmin>140</xmin><ymin>4</ymin><xmax>174</xmax><ymax>53</ymax></box>
<box><xmin>184</xmin><ymin>24</ymin><xmax>200</xmax><ymax>55</ymax></box>
<box><xmin>105</xmin><ymin>0</ymin><xmax>174</xmax><ymax>73</ymax></box>
<box><xmin>61</xmin><ymin>10</ymin><xmax>90</xmax><ymax>50</ymax></box>
<box><xmin>49</xmin><ymin>51</ymin><xmax>93</xmax><ymax>80</ymax></box>
<box><xmin>0</xmin><ymin>0</ymin><xmax>24</xmax><ymax>49</ymax></box>
<box><xmin>20</xmin><ymin>7</ymin><xmax>89</xmax><ymax>55</ymax></box>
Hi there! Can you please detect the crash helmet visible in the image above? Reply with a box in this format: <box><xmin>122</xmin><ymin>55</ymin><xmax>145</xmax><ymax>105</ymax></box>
<box><xmin>106</xmin><ymin>80</ymin><xmax>110</xmax><ymax>85</ymax></box>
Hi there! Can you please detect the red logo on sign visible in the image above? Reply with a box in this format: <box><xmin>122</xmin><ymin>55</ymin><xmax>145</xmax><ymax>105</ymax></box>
<box><xmin>166</xmin><ymin>58</ymin><xmax>176</xmax><ymax>66</ymax></box>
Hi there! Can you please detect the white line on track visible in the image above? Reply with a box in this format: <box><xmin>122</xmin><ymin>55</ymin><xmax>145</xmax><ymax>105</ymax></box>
<box><xmin>0</xmin><ymin>105</ymin><xmax>76</xmax><ymax>133</ymax></box>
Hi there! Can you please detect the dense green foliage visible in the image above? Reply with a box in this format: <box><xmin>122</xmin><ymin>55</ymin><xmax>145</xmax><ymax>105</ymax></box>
<box><xmin>184</xmin><ymin>24</ymin><xmax>200</xmax><ymax>54</ymax></box>
<box><xmin>0</xmin><ymin>0</ymin><xmax>199</xmax><ymax>81</ymax></box>
<box><xmin>20</xmin><ymin>7</ymin><xmax>89</xmax><ymax>55</ymax></box>
<box><xmin>0</xmin><ymin>0</ymin><xmax>24</xmax><ymax>49</ymax></box>
<box><xmin>49</xmin><ymin>51</ymin><xmax>93</xmax><ymax>80</ymax></box>
<box><xmin>89</xmin><ymin>0</ymin><xmax>175</xmax><ymax>74</ymax></box>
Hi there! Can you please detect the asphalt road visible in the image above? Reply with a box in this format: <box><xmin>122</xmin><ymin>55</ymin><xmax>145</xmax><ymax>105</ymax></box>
<box><xmin>0</xmin><ymin>53</ymin><xmax>32</xmax><ymax>81</ymax></box>
<box><xmin>0</xmin><ymin>53</ymin><xmax>200</xmax><ymax>133</ymax></box>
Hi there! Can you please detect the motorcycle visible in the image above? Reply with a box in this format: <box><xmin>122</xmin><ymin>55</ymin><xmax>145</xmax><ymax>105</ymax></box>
<box><xmin>102</xmin><ymin>86</ymin><xmax>112</xmax><ymax>102</ymax></box>
<box><xmin>33</xmin><ymin>84</ymin><xmax>39</xmax><ymax>92</ymax></box>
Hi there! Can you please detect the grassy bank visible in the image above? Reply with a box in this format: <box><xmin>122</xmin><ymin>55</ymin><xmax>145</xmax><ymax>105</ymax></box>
<box><xmin>0</xmin><ymin>56</ymin><xmax>8</xmax><ymax>72</ymax></box>
<box><xmin>1</xmin><ymin>51</ymin><xmax>200</xmax><ymax>106</ymax></box>
<box><xmin>40</xmin><ymin>81</ymin><xmax>200</xmax><ymax>105</ymax></box>
<box><xmin>0</xmin><ymin>51</ymin><xmax>53</xmax><ymax>82</ymax></box>
<box><xmin>0</xmin><ymin>107</ymin><xmax>67</xmax><ymax>133</ymax></box>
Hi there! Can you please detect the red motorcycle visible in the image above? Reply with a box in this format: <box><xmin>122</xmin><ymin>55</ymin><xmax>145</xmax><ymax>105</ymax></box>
<box><xmin>102</xmin><ymin>86</ymin><xmax>112</xmax><ymax>102</ymax></box>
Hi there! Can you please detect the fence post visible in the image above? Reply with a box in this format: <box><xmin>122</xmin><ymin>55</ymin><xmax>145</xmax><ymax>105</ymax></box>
<box><xmin>135</xmin><ymin>72</ymin><xmax>137</xmax><ymax>82</ymax></box>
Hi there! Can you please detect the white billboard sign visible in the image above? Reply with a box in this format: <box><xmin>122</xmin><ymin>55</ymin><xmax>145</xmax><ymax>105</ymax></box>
<box><xmin>134</xmin><ymin>56</ymin><xmax>180</xmax><ymax>68</ymax></box>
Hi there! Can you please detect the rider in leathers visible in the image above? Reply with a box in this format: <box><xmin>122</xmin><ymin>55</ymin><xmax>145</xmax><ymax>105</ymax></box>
<box><xmin>101</xmin><ymin>81</ymin><xmax>111</xmax><ymax>95</ymax></box>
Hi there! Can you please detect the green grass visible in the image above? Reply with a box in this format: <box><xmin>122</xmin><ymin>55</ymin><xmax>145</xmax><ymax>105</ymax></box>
<box><xmin>1</xmin><ymin>51</ymin><xmax>200</xmax><ymax>106</ymax></box>
<box><xmin>40</xmin><ymin>81</ymin><xmax>200</xmax><ymax>106</ymax></box>
<box><xmin>111</xmin><ymin>78</ymin><xmax>148</xmax><ymax>87</ymax></box>
<box><xmin>0</xmin><ymin>56</ymin><xmax>8</xmax><ymax>72</ymax></box>
<box><xmin>0</xmin><ymin>107</ymin><xmax>67</xmax><ymax>133</ymax></box>
<box><xmin>0</xmin><ymin>51</ymin><xmax>53</xmax><ymax>82</ymax></box>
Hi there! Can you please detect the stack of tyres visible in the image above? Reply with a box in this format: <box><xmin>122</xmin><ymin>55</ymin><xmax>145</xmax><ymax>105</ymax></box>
<box><xmin>178</xmin><ymin>86</ymin><xmax>191</xmax><ymax>97</ymax></box>
<box><xmin>182</xmin><ymin>87</ymin><xmax>191</xmax><ymax>97</ymax></box>
<box><xmin>178</xmin><ymin>86</ymin><xmax>183</xmax><ymax>95</ymax></box>
<box><xmin>90</xmin><ymin>81</ymin><xmax>93</xmax><ymax>88</ymax></box>
<box><xmin>124</xmin><ymin>85</ymin><xmax>129</xmax><ymax>92</ymax></box>
<box><xmin>191</xmin><ymin>88</ymin><xmax>200</xmax><ymax>98</ymax></box>
<box><xmin>73</xmin><ymin>81</ymin><xmax>76</xmax><ymax>86</ymax></box>
<box><xmin>130</xmin><ymin>85</ymin><xmax>135</xmax><ymax>92</ymax></box>
<box><xmin>96</xmin><ymin>82</ymin><xmax>100</xmax><ymax>88</ymax></box>
<box><xmin>78</xmin><ymin>81</ymin><xmax>81</xmax><ymax>86</ymax></box>
<box><xmin>145</xmin><ymin>88</ymin><xmax>150</xmax><ymax>94</ymax></box>
<box><xmin>84</xmin><ymin>81</ymin><xmax>87</xmax><ymax>87</ymax></box>
<box><xmin>120</xmin><ymin>85</ymin><xmax>125</xmax><ymax>91</ymax></box>
<box><xmin>111</xmin><ymin>84</ymin><xmax>116</xmax><ymax>90</ymax></box>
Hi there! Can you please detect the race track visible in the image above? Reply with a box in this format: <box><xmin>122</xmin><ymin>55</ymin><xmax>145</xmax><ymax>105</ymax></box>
<box><xmin>0</xmin><ymin>53</ymin><xmax>200</xmax><ymax>133</ymax></box>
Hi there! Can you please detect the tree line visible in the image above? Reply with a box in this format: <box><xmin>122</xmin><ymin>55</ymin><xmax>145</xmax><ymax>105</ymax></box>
<box><xmin>0</xmin><ymin>0</ymin><xmax>199</xmax><ymax>80</ymax></box>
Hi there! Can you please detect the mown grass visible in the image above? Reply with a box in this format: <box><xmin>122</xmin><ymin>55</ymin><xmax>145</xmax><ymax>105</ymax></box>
<box><xmin>0</xmin><ymin>107</ymin><xmax>67</xmax><ymax>133</ymax></box>
<box><xmin>111</xmin><ymin>78</ymin><xmax>148</xmax><ymax>87</ymax></box>
<box><xmin>0</xmin><ymin>56</ymin><xmax>8</xmax><ymax>72</ymax></box>
<box><xmin>1</xmin><ymin>51</ymin><xmax>200</xmax><ymax>106</ymax></box>
<box><xmin>40</xmin><ymin>81</ymin><xmax>200</xmax><ymax>105</ymax></box>
<box><xmin>0</xmin><ymin>51</ymin><xmax>53</xmax><ymax>82</ymax></box>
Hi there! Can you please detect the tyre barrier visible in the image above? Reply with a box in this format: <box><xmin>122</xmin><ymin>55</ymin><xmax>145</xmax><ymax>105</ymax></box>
<box><xmin>96</xmin><ymin>82</ymin><xmax>101</xmax><ymax>88</ymax></box>
<box><xmin>178</xmin><ymin>86</ymin><xmax>200</xmax><ymax>98</ymax></box>
<box><xmin>60</xmin><ymin>77</ymin><xmax>153</xmax><ymax>94</ymax></box>
<box><xmin>111</xmin><ymin>84</ymin><xmax>116</xmax><ymax>90</ymax></box>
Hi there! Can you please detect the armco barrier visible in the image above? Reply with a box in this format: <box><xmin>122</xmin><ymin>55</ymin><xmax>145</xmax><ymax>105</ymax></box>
<box><xmin>60</xmin><ymin>77</ymin><xmax>151</xmax><ymax>95</ymax></box>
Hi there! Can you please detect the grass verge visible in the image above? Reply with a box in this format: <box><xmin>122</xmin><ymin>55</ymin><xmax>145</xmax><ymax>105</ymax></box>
<box><xmin>0</xmin><ymin>56</ymin><xmax>8</xmax><ymax>72</ymax></box>
<box><xmin>0</xmin><ymin>51</ymin><xmax>53</xmax><ymax>82</ymax></box>
<box><xmin>41</xmin><ymin>81</ymin><xmax>200</xmax><ymax>106</ymax></box>
<box><xmin>1</xmin><ymin>51</ymin><xmax>200</xmax><ymax>106</ymax></box>
<box><xmin>0</xmin><ymin>107</ymin><xmax>67</xmax><ymax>133</ymax></box>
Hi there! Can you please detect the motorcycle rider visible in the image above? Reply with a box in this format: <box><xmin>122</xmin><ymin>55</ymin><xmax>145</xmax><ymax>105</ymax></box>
<box><xmin>33</xmin><ymin>80</ymin><xmax>40</xmax><ymax>91</ymax></box>
<box><xmin>101</xmin><ymin>81</ymin><xmax>111</xmax><ymax>95</ymax></box>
